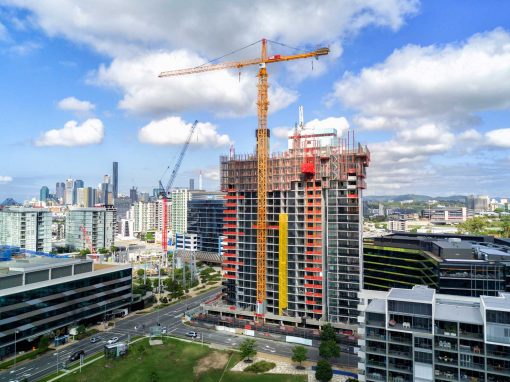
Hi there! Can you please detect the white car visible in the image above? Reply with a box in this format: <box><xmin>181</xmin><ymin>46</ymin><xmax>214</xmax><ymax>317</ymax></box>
<box><xmin>107</xmin><ymin>337</ymin><xmax>119</xmax><ymax>345</ymax></box>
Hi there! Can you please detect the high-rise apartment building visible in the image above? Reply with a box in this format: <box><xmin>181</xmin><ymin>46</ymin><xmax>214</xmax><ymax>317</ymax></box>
<box><xmin>466</xmin><ymin>195</ymin><xmax>490</xmax><ymax>213</ymax></box>
<box><xmin>218</xmin><ymin>124</ymin><xmax>369</xmax><ymax>325</ymax></box>
<box><xmin>171</xmin><ymin>189</ymin><xmax>190</xmax><ymax>236</ymax></box>
<box><xmin>114</xmin><ymin>196</ymin><xmax>132</xmax><ymax>221</ymax></box>
<box><xmin>64</xmin><ymin>178</ymin><xmax>74</xmax><ymax>205</ymax></box>
<box><xmin>39</xmin><ymin>186</ymin><xmax>49</xmax><ymax>202</ymax></box>
<box><xmin>358</xmin><ymin>286</ymin><xmax>510</xmax><ymax>382</ymax></box>
<box><xmin>0</xmin><ymin>207</ymin><xmax>52</xmax><ymax>252</ymax></box>
<box><xmin>130</xmin><ymin>199</ymin><xmax>170</xmax><ymax>236</ymax></box>
<box><xmin>65</xmin><ymin>207</ymin><xmax>116</xmax><ymax>251</ymax></box>
<box><xmin>112</xmin><ymin>161</ymin><xmax>118</xmax><ymax>199</ymax></box>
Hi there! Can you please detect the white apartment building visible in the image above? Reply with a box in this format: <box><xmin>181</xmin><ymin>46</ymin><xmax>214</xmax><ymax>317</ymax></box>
<box><xmin>0</xmin><ymin>207</ymin><xmax>52</xmax><ymax>252</ymax></box>
<box><xmin>130</xmin><ymin>199</ymin><xmax>170</xmax><ymax>236</ymax></box>
<box><xmin>171</xmin><ymin>189</ymin><xmax>190</xmax><ymax>235</ymax></box>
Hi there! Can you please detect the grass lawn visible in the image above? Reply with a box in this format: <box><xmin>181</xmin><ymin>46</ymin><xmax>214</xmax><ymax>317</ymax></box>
<box><xmin>58</xmin><ymin>338</ymin><xmax>306</xmax><ymax>382</ymax></box>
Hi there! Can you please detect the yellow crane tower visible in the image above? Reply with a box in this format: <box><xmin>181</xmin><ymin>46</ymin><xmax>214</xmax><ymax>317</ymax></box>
<box><xmin>159</xmin><ymin>39</ymin><xmax>329</xmax><ymax>314</ymax></box>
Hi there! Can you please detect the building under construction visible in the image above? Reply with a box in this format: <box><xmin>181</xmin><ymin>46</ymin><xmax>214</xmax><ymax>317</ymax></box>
<box><xmin>219</xmin><ymin>120</ymin><xmax>370</xmax><ymax>327</ymax></box>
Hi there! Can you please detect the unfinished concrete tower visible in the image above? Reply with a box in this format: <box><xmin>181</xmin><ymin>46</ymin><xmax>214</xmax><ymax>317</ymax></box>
<box><xmin>220</xmin><ymin>119</ymin><xmax>370</xmax><ymax>327</ymax></box>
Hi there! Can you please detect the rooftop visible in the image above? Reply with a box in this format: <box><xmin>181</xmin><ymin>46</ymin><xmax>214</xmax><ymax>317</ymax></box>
<box><xmin>388</xmin><ymin>285</ymin><xmax>435</xmax><ymax>302</ymax></box>
<box><xmin>435</xmin><ymin>302</ymin><xmax>483</xmax><ymax>325</ymax></box>
<box><xmin>366</xmin><ymin>299</ymin><xmax>385</xmax><ymax>314</ymax></box>
<box><xmin>0</xmin><ymin>257</ymin><xmax>88</xmax><ymax>275</ymax></box>
<box><xmin>482</xmin><ymin>293</ymin><xmax>510</xmax><ymax>311</ymax></box>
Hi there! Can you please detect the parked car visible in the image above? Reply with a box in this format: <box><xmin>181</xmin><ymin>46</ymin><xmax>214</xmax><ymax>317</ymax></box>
<box><xmin>185</xmin><ymin>331</ymin><xmax>198</xmax><ymax>338</ymax></box>
<box><xmin>107</xmin><ymin>337</ymin><xmax>119</xmax><ymax>345</ymax></box>
<box><xmin>69</xmin><ymin>350</ymin><xmax>85</xmax><ymax>362</ymax></box>
<box><xmin>90</xmin><ymin>336</ymin><xmax>100</xmax><ymax>343</ymax></box>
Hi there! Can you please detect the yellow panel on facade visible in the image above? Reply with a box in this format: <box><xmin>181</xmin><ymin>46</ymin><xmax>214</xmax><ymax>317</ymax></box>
<box><xmin>278</xmin><ymin>213</ymin><xmax>288</xmax><ymax>315</ymax></box>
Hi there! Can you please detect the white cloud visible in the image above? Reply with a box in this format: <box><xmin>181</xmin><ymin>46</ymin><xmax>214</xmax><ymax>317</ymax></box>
<box><xmin>92</xmin><ymin>51</ymin><xmax>297</xmax><ymax>117</ymax></box>
<box><xmin>34</xmin><ymin>119</ymin><xmax>104</xmax><ymax>147</ymax></box>
<box><xmin>3</xmin><ymin>1</ymin><xmax>418</xmax><ymax>57</ymax></box>
<box><xmin>485</xmin><ymin>128</ymin><xmax>510</xmax><ymax>148</ymax></box>
<box><xmin>334</xmin><ymin>28</ymin><xmax>510</xmax><ymax>121</ymax></box>
<box><xmin>273</xmin><ymin>127</ymin><xmax>293</xmax><ymax>139</ymax></box>
<box><xmin>0</xmin><ymin>176</ymin><xmax>13</xmax><ymax>184</ymax></box>
<box><xmin>305</xmin><ymin>116</ymin><xmax>349</xmax><ymax>136</ymax></box>
<box><xmin>0</xmin><ymin>22</ymin><xmax>9</xmax><ymax>41</ymax></box>
<box><xmin>203</xmin><ymin>168</ymin><xmax>220</xmax><ymax>182</ymax></box>
<box><xmin>57</xmin><ymin>96</ymin><xmax>95</xmax><ymax>112</ymax></box>
<box><xmin>138</xmin><ymin>116</ymin><xmax>231</xmax><ymax>147</ymax></box>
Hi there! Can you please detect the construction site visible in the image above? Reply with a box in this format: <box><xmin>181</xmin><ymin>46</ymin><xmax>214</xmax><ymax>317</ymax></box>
<box><xmin>159</xmin><ymin>39</ymin><xmax>370</xmax><ymax>332</ymax></box>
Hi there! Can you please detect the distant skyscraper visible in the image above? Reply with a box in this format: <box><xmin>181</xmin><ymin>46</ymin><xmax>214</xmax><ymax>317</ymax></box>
<box><xmin>103</xmin><ymin>174</ymin><xmax>110</xmax><ymax>184</ymax></box>
<box><xmin>130</xmin><ymin>187</ymin><xmax>138</xmax><ymax>203</ymax></box>
<box><xmin>86</xmin><ymin>187</ymin><xmax>95</xmax><ymax>207</ymax></box>
<box><xmin>73</xmin><ymin>179</ymin><xmax>84</xmax><ymax>205</ymax></box>
<box><xmin>40</xmin><ymin>186</ymin><xmax>49</xmax><ymax>202</ymax></box>
<box><xmin>101</xmin><ymin>183</ymin><xmax>109</xmax><ymax>205</ymax></box>
<box><xmin>189</xmin><ymin>178</ymin><xmax>195</xmax><ymax>190</ymax></box>
<box><xmin>55</xmin><ymin>182</ymin><xmax>65</xmax><ymax>200</ymax></box>
<box><xmin>112</xmin><ymin>161</ymin><xmax>118</xmax><ymax>199</ymax></box>
<box><xmin>64</xmin><ymin>178</ymin><xmax>74</xmax><ymax>205</ymax></box>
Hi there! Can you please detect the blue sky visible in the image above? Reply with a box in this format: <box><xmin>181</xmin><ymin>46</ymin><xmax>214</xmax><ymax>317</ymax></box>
<box><xmin>0</xmin><ymin>0</ymin><xmax>509</xmax><ymax>201</ymax></box>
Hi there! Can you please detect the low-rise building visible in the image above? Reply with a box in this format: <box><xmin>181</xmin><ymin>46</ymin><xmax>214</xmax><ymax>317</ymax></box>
<box><xmin>421</xmin><ymin>207</ymin><xmax>467</xmax><ymax>224</ymax></box>
<box><xmin>358</xmin><ymin>285</ymin><xmax>510</xmax><ymax>382</ymax></box>
<box><xmin>0</xmin><ymin>257</ymin><xmax>132</xmax><ymax>358</ymax></box>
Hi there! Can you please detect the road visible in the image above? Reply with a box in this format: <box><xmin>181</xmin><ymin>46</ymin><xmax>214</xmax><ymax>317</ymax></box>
<box><xmin>0</xmin><ymin>287</ymin><xmax>356</xmax><ymax>381</ymax></box>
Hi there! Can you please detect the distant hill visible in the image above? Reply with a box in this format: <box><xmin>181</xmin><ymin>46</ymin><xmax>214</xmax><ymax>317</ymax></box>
<box><xmin>365</xmin><ymin>194</ymin><xmax>467</xmax><ymax>203</ymax></box>
<box><xmin>0</xmin><ymin>198</ymin><xmax>20</xmax><ymax>206</ymax></box>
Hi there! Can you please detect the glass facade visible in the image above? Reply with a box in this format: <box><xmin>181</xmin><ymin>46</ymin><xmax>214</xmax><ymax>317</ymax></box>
<box><xmin>0</xmin><ymin>268</ymin><xmax>131</xmax><ymax>356</ymax></box>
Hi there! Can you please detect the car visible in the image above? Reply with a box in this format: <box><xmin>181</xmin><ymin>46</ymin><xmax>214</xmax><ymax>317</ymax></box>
<box><xmin>90</xmin><ymin>336</ymin><xmax>100</xmax><ymax>343</ymax></box>
<box><xmin>69</xmin><ymin>349</ymin><xmax>85</xmax><ymax>362</ymax></box>
<box><xmin>185</xmin><ymin>331</ymin><xmax>198</xmax><ymax>338</ymax></box>
<box><xmin>107</xmin><ymin>337</ymin><xmax>119</xmax><ymax>345</ymax></box>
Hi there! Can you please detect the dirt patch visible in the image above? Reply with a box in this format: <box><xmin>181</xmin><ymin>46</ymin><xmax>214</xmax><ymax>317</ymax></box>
<box><xmin>194</xmin><ymin>351</ymin><xmax>229</xmax><ymax>375</ymax></box>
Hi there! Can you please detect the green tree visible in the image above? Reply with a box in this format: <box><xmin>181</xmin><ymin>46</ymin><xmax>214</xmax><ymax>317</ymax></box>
<box><xmin>319</xmin><ymin>340</ymin><xmax>340</xmax><ymax>360</ymax></box>
<box><xmin>239</xmin><ymin>339</ymin><xmax>257</xmax><ymax>362</ymax></box>
<box><xmin>76</xmin><ymin>324</ymin><xmax>86</xmax><ymax>336</ymax></box>
<box><xmin>291</xmin><ymin>345</ymin><xmax>308</xmax><ymax>369</ymax></box>
<box><xmin>500</xmin><ymin>219</ymin><xmax>510</xmax><ymax>238</ymax></box>
<box><xmin>38</xmin><ymin>335</ymin><xmax>50</xmax><ymax>351</ymax></box>
<box><xmin>315</xmin><ymin>359</ymin><xmax>333</xmax><ymax>382</ymax></box>
<box><xmin>457</xmin><ymin>216</ymin><xmax>489</xmax><ymax>235</ymax></box>
<box><xmin>98</xmin><ymin>247</ymin><xmax>108</xmax><ymax>254</ymax></box>
<box><xmin>137</xmin><ymin>269</ymin><xmax>145</xmax><ymax>278</ymax></box>
<box><xmin>78</xmin><ymin>248</ymin><xmax>91</xmax><ymax>257</ymax></box>
<box><xmin>149</xmin><ymin>371</ymin><xmax>159</xmax><ymax>382</ymax></box>
<box><xmin>320</xmin><ymin>323</ymin><xmax>337</xmax><ymax>342</ymax></box>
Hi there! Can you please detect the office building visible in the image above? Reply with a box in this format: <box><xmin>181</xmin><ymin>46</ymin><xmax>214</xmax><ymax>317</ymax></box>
<box><xmin>0</xmin><ymin>207</ymin><xmax>52</xmax><ymax>253</ymax></box>
<box><xmin>421</xmin><ymin>207</ymin><xmax>467</xmax><ymax>224</ymax></box>
<box><xmin>171</xmin><ymin>189</ymin><xmax>190</xmax><ymax>236</ymax></box>
<box><xmin>363</xmin><ymin>233</ymin><xmax>510</xmax><ymax>297</ymax></box>
<box><xmin>358</xmin><ymin>285</ymin><xmax>510</xmax><ymax>382</ymax></box>
<box><xmin>187</xmin><ymin>191</ymin><xmax>225</xmax><ymax>253</ymax></box>
<box><xmin>189</xmin><ymin>178</ymin><xmax>195</xmax><ymax>190</ymax></box>
<box><xmin>55</xmin><ymin>182</ymin><xmax>65</xmax><ymax>201</ymax></box>
<box><xmin>129</xmin><ymin>187</ymin><xmax>138</xmax><ymax>203</ymax></box>
<box><xmin>39</xmin><ymin>186</ymin><xmax>49</xmax><ymax>202</ymax></box>
<box><xmin>65</xmin><ymin>207</ymin><xmax>116</xmax><ymax>251</ymax></box>
<box><xmin>218</xmin><ymin>124</ymin><xmax>369</xmax><ymax>325</ymax></box>
<box><xmin>467</xmin><ymin>195</ymin><xmax>490</xmax><ymax>213</ymax></box>
<box><xmin>64</xmin><ymin>178</ymin><xmax>74</xmax><ymax>205</ymax></box>
<box><xmin>73</xmin><ymin>179</ymin><xmax>84</xmax><ymax>205</ymax></box>
<box><xmin>114</xmin><ymin>196</ymin><xmax>132</xmax><ymax>221</ymax></box>
<box><xmin>112</xmin><ymin>161</ymin><xmax>118</xmax><ymax>199</ymax></box>
<box><xmin>0</xmin><ymin>257</ymin><xmax>131</xmax><ymax>358</ymax></box>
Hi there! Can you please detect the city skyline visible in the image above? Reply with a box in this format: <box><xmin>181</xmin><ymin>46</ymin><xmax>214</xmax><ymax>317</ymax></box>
<box><xmin>1</xmin><ymin>1</ymin><xmax>510</xmax><ymax>201</ymax></box>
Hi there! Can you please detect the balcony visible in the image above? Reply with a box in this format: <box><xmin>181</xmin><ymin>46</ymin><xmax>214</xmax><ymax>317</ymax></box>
<box><xmin>388</xmin><ymin>363</ymin><xmax>412</xmax><ymax>374</ymax></box>
<box><xmin>366</xmin><ymin>360</ymin><xmax>387</xmax><ymax>369</ymax></box>
<box><xmin>460</xmin><ymin>361</ymin><xmax>485</xmax><ymax>372</ymax></box>
<box><xmin>367</xmin><ymin>332</ymin><xmax>386</xmax><ymax>342</ymax></box>
<box><xmin>366</xmin><ymin>372</ymin><xmax>385</xmax><ymax>381</ymax></box>
<box><xmin>487</xmin><ymin>363</ymin><xmax>510</xmax><ymax>376</ymax></box>
<box><xmin>435</xmin><ymin>355</ymin><xmax>457</xmax><ymax>367</ymax></box>
<box><xmin>434</xmin><ymin>370</ymin><xmax>458</xmax><ymax>382</ymax></box>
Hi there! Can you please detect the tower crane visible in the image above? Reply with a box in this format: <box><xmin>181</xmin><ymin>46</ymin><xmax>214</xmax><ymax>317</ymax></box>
<box><xmin>159</xmin><ymin>39</ymin><xmax>329</xmax><ymax>314</ymax></box>
<box><xmin>159</xmin><ymin>120</ymin><xmax>199</xmax><ymax>254</ymax></box>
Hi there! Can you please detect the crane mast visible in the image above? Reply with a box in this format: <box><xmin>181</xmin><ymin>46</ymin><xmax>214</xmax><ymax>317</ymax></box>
<box><xmin>159</xmin><ymin>39</ymin><xmax>329</xmax><ymax>315</ymax></box>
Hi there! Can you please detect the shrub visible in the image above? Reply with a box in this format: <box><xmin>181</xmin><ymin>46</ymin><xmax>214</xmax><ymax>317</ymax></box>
<box><xmin>244</xmin><ymin>360</ymin><xmax>275</xmax><ymax>373</ymax></box>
